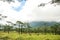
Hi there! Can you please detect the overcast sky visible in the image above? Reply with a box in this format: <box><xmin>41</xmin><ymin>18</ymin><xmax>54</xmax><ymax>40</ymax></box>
<box><xmin>0</xmin><ymin>0</ymin><xmax>60</xmax><ymax>23</ymax></box>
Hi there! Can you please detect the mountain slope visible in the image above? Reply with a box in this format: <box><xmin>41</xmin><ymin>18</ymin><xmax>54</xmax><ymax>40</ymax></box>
<box><xmin>29</xmin><ymin>21</ymin><xmax>59</xmax><ymax>27</ymax></box>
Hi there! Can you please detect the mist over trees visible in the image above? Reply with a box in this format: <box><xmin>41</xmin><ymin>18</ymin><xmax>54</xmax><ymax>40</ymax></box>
<box><xmin>0</xmin><ymin>20</ymin><xmax>60</xmax><ymax>35</ymax></box>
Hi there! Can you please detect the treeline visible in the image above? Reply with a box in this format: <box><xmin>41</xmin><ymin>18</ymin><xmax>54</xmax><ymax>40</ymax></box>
<box><xmin>0</xmin><ymin>21</ymin><xmax>60</xmax><ymax>35</ymax></box>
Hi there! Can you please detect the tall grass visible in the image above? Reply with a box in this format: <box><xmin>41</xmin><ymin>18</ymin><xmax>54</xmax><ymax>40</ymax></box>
<box><xmin>0</xmin><ymin>32</ymin><xmax>60</xmax><ymax>40</ymax></box>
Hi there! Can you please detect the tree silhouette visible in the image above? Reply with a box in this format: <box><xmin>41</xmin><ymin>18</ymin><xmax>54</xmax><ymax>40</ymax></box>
<box><xmin>3</xmin><ymin>24</ymin><xmax>13</xmax><ymax>34</ymax></box>
<box><xmin>25</xmin><ymin>23</ymin><xmax>31</xmax><ymax>35</ymax></box>
<box><xmin>38</xmin><ymin>0</ymin><xmax>60</xmax><ymax>7</ymax></box>
<box><xmin>0</xmin><ymin>0</ymin><xmax>27</xmax><ymax>4</ymax></box>
<box><xmin>16</xmin><ymin>21</ymin><xmax>23</xmax><ymax>34</ymax></box>
<box><xmin>0</xmin><ymin>14</ymin><xmax>7</xmax><ymax>21</ymax></box>
<box><xmin>0</xmin><ymin>14</ymin><xmax>7</xmax><ymax>32</ymax></box>
<box><xmin>0</xmin><ymin>0</ymin><xmax>15</xmax><ymax>3</ymax></box>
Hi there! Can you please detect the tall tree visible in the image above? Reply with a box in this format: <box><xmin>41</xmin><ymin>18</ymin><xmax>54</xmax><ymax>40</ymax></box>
<box><xmin>25</xmin><ymin>23</ymin><xmax>31</xmax><ymax>35</ymax></box>
<box><xmin>3</xmin><ymin>24</ymin><xmax>13</xmax><ymax>34</ymax></box>
<box><xmin>51</xmin><ymin>23</ymin><xmax>60</xmax><ymax>35</ymax></box>
<box><xmin>16</xmin><ymin>21</ymin><xmax>23</xmax><ymax>34</ymax></box>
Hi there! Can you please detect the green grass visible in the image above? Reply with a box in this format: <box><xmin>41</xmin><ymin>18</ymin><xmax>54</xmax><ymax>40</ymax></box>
<box><xmin>0</xmin><ymin>32</ymin><xmax>60</xmax><ymax>40</ymax></box>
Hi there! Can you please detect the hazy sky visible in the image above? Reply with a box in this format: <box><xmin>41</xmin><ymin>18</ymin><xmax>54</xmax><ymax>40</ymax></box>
<box><xmin>0</xmin><ymin>0</ymin><xmax>60</xmax><ymax>23</ymax></box>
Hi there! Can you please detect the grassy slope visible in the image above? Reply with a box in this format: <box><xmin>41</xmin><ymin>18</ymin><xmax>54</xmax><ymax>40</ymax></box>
<box><xmin>0</xmin><ymin>32</ymin><xmax>60</xmax><ymax>40</ymax></box>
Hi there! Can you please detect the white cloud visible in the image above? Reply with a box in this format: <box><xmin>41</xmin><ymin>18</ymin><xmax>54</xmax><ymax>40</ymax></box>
<box><xmin>33</xmin><ymin>3</ymin><xmax>60</xmax><ymax>21</ymax></box>
<box><xmin>0</xmin><ymin>0</ymin><xmax>60</xmax><ymax>23</ymax></box>
<box><xmin>18</xmin><ymin>0</ymin><xmax>60</xmax><ymax>22</ymax></box>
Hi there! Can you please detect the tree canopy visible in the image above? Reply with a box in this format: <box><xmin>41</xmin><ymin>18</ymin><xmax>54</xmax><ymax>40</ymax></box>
<box><xmin>38</xmin><ymin>0</ymin><xmax>60</xmax><ymax>7</ymax></box>
<box><xmin>0</xmin><ymin>0</ymin><xmax>27</xmax><ymax>4</ymax></box>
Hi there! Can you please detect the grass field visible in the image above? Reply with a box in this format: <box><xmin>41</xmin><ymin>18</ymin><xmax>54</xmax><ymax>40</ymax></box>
<box><xmin>0</xmin><ymin>32</ymin><xmax>60</xmax><ymax>40</ymax></box>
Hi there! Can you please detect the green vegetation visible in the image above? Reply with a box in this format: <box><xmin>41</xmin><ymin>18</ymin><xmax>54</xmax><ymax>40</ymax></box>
<box><xmin>0</xmin><ymin>32</ymin><xmax>60</xmax><ymax>40</ymax></box>
<box><xmin>1</xmin><ymin>22</ymin><xmax>60</xmax><ymax>35</ymax></box>
<box><xmin>0</xmin><ymin>22</ymin><xmax>60</xmax><ymax>40</ymax></box>
<box><xmin>0</xmin><ymin>14</ymin><xmax>60</xmax><ymax>40</ymax></box>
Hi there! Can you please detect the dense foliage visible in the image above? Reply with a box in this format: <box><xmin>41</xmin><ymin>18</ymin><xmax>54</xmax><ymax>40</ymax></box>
<box><xmin>0</xmin><ymin>21</ymin><xmax>60</xmax><ymax>35</ymax></box>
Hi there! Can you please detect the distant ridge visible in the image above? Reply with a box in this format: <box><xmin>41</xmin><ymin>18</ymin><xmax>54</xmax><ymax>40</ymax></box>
<box><xmin>29</xmin><ymin>21</ymin><xmax>60</xmax><ymax>27</ymax></box>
